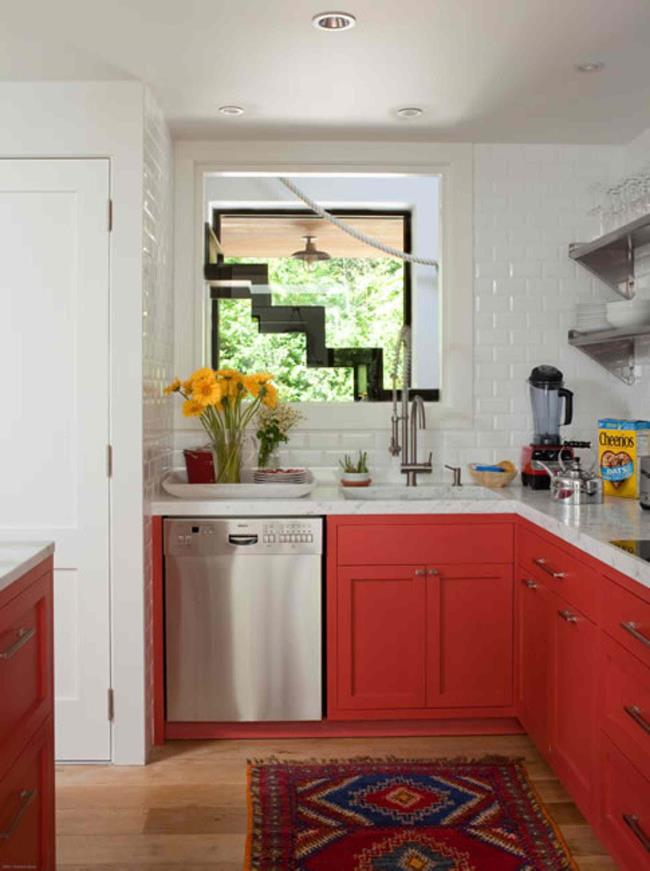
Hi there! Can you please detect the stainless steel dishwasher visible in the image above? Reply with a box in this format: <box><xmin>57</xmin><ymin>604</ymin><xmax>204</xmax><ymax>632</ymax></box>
<box><xmin>164</xmin><ymin>517</ymin><xmax>323</xmax><ymax>722</ymax></box>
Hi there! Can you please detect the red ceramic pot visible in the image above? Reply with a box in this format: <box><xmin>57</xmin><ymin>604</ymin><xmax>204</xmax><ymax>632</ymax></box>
<box><xmin>183</xmin><ymin>448</ymin><xmax>215</xmax><ymax>484</ymax></box>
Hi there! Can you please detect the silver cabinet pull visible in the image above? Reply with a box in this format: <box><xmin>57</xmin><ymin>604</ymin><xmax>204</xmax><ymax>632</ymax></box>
<box><xmin>0</xmin><ymin>789</ymin><xmax>36</xmax><ymax>840</ymax></box>
<box><xmin>0</xmin><ymin>627</ymin><xmax>35</xmax><ymax>660</ymax></box>
<box><xmin>623</xmin><ymin>814</ymin><xmax>650</xmax><ymax>852</ymax></box>
<box><xmin>533</xmin><ymin>557</ymin><xmax>565</xmax><ymax>579</ymax></box>
<box><xmin>414</xmin><ymin>569</ymin><xmax>426</xmax><ymax>576</ymax></box>
<box><xmin>521</xmin><ymin>578</ymin><xmax>538</xmax><ymax>590</ymax></box>
<box><xmin>558</xmin><ymin>609</ymin><xmax>577</xmax><ymax>624</ymax></box>
<box><xmin>624</xmin><ymin>705</ymin><xmax>650</xmax><ymax>735</ymax></box>
<box><xmin>427</xmin><ymin>568</ymin><xmax>439</xmax><ymax>576</ymax></box>
<box><xmin>621</xmin><ymin>621</ymin><xmax>650</xmax><ymax>648</ymax></box>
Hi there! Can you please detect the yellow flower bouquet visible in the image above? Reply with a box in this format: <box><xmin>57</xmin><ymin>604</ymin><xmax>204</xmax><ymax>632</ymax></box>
<box><xmin>165</xmin><ymin>368</ymin><xmax>278</xmax><ymax>484</ymax></box>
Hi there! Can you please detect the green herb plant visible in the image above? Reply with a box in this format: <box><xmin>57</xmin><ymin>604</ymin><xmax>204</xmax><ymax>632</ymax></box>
<box><xmin>339</xmin><ymin>451</ymin><xmax>370</xmax><ymax>475</ymax></box>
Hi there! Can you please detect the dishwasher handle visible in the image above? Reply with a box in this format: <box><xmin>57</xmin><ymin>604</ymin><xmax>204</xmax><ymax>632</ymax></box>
<box><xmin>228</xmin><ymin>534</ymin><xmax>259</xmax><ymax>546</ymax></box>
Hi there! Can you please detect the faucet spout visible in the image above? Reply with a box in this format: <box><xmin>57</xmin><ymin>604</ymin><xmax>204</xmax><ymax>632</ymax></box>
<box><xmin>403</xmin><ymin>394</ymin><xmax>433</xmax><ymax>486</ymax></box>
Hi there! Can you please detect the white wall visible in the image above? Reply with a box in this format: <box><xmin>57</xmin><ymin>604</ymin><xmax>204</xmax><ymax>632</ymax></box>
<box><xmin>0</xmin><ymin>82</ymin><xmax>149</xmax><ymax>763</ymax></box>
<box><xmin>172</xmin><ymin>139</ymin><xmax>645</xmax><ymax>482</ymax></box>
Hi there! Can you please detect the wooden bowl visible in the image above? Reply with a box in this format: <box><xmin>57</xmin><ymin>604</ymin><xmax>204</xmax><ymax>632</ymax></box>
<box><xmin>468</xmin><ymin>464</ymin><xmax>518</xmax><ymax>489</ymax></box>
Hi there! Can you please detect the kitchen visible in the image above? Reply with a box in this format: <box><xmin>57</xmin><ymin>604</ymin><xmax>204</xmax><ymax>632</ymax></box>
<box><xmin>2</xmin><ymin>2</ymin><xmax>650</xmax><ymax>869</ymax></box>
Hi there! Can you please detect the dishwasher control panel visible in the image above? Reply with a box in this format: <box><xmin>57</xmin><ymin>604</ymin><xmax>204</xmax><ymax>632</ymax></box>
<box><xmin>164</xmin><ymin>517</ymin><xmax>323</xmax><ymax>556</ymax></box>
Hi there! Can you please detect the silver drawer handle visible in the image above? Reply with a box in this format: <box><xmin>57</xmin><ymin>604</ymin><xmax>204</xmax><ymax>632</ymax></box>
<box><xmin>623</xmin><ymin>813</ymin><xmax>650</xmax><ymax>852</ymax></box>
<box><xmin>533</xmin><ymin>557</ymin><xmax>565</xmax><ymax>579</ymax></box>
<box><xmin>521</xmin><ymin>578</ymin><xmax>538</xmax><ymax>590</ymax></box>
<box><xmin>414</xmin><ymin>569</ymin><xmax>426</xmax><ymax>576</ymax></box>
<box><xmin>621</xmin><ymin>621</ymin><xmax>650</xmax><ymax>648</ymax></box>
<box><xmin>427</xmin><ymin>568</ymin><xmax>439</xmax><ymax>576</ymax></box>
<box><xmin>624</xmin><ymin>705</ymin><xmax>650</xmax><ymax>735</ymax></box>
<box><xmin>0</xmin><ymin>627</ymin><xmax>35</xmax><ymax>660</ymax></box>
<box><xmin>558</xmin><ymin>609</ymin><xmax>577</xmax><ymax>624</ymax></box>
<box><xmin>0</xmin><ymin>789</ymin><xmax>36</xmax><ymax>840</ymax></box>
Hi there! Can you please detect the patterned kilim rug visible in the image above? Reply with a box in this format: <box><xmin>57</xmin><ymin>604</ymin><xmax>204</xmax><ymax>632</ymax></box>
<box><xmin>245</xmin><ymin>756</ymin><xmax>577</xmax><ymax>870</ymax></box>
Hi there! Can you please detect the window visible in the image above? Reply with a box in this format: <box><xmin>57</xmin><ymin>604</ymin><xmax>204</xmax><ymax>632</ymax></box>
<box><xmin>209</xmin><ymin>209</ymin><xmax>437</xmax><ymax>402</ymax></box>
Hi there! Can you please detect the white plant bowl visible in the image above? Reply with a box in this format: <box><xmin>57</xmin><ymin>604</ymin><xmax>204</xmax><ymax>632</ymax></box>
<box><xmin>339</xmin><ymin>472</ymin><xmax>372</xmax><ymax>488</ymax></box>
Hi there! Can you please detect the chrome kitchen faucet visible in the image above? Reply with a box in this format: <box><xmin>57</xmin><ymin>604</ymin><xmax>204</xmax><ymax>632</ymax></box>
<box><xmin>389</xmin><ymin>326</ymin><xmax>433</xmax><ymax>486</ymax></box>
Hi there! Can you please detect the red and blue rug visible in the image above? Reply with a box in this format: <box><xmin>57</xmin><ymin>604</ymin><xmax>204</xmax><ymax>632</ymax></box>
<box><xmin>245</xmin><ymin>756</ymin><xmax>576</xmax><ymax>870</ymax></box>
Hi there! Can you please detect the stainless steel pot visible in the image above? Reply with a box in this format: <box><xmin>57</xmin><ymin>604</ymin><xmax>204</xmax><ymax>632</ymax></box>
<box><xmin>536</xmin><ymin>448</ymin><xmax>603</xmax><ymax>505</ymax></box>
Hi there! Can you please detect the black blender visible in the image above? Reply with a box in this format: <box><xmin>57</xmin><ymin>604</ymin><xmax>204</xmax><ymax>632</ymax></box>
<box><xmin>521</xmin><ymin>365</ymin><xmax>577</xmax><ymax>489</ymax></box>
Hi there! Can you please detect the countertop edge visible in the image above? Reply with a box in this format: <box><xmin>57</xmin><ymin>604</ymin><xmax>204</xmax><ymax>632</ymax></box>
<box><xmin>0</xmin><ymin>542</ymin><xmax>54</xmax><ymax>595</ymax></box>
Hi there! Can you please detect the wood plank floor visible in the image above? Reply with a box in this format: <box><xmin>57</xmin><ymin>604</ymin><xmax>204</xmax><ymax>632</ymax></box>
<box><xmin>56</xmin><ymin>734</ymin><xmax>618</xmax><ymax>870</ymax></box>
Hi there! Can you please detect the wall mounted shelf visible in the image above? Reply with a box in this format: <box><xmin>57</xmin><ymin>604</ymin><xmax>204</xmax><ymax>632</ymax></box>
<box><xmin>569</xmin><ymin>212</ymin><xmax>650</xmax><ymax>298</ymax></box>
<box><xmin>568</xmin><ymin>325</ymin><xmax>650</xmax><ymax>384</ymax></box>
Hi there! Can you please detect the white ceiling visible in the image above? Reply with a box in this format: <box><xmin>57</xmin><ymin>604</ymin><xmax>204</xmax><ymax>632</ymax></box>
<box><xmin>3</xmin><ymin>0</ymin><xmax>650</xmax><ymax>143</ymax></box>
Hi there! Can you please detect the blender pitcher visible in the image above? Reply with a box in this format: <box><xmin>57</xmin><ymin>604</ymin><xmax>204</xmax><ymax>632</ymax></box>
<box><xmin>528</xmin><ymin>365</ymin><xmax>573</xmax><ymax>445</ymax></box>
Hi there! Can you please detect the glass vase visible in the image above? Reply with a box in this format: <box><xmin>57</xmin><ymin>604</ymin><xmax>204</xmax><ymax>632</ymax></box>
<box><xmin>211</xmin><ymin>430</ymin><xmax>242</xmax><ymax>484</ymax></box>
<box><xmin>258</xmin><ymin>447</ymin><xmax>282</xmax><ymax>470</ymax></box>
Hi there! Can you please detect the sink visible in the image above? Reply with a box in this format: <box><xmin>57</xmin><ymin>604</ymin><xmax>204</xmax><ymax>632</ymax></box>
<box><xmin>340</xmin><ymin>483</ymin><xmax>500</xmax><ymax>501</ymax></box>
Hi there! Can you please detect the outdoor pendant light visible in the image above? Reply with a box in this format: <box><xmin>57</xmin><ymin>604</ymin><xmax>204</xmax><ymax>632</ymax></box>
<box><xmin>291</xmin><ymin>235</ymin><xmax>331</xmax><ymax>270</ymax></box>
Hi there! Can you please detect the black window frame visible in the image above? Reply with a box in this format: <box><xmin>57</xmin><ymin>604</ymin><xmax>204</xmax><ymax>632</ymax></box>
<box><xmin>209</xmin><ymin>207</ymin><xmax>439</xmax><ymax>402</ymax></box>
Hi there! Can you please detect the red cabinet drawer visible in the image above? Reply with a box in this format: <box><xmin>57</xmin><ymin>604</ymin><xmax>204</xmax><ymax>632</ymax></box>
<box><xmin>337</xmin><ymin>521</ymin><xmax>513</xmax><ymax>566</ymax></box>
<box><xmin>518</xmin><ymin>527</ymin><xmax>600</xmax><ymax>621</ymax></box>
<box><xmin>603</xmin><ymin>639</ymin><xmax>650</xmax><ymax>779</ymax></box>
<box><xmin>601</xmin><ymin>737</ymin><xmax>650</xmax><ymax>871</ymax></box>
<box><xmin>603</xmin><ymin>576</ymin><xmax>650</xmax><ymax>669</ymax></box>
<box><xmin>0</xmin><ymin>716</ymin><xmax>54</xmax><ymax>871</ymax></box>
<box><xmin>0</xmin><ymin>571</ymin><xmax>52</xmax><ymax>762</ymax></box>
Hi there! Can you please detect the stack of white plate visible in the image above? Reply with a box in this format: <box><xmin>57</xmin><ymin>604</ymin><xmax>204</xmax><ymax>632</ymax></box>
<box><xmin>606</xmin><ymin>299</ymin><xmax>650</xmax><ymax>329</ymax></box>
<box><xmin>574</xmin><ymin>302</ymin><xmax>609</xmax><ymax>333</ymax></box>
<box><xmin>253</xmin><ymin>468</ymin><xmax>309</xmax><ymax>484</ymax></box>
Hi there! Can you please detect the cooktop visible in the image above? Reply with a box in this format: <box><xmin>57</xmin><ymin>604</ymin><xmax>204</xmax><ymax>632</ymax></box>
<box><xmin>610</xmin><ymin>539</ymin><xmax>650</xmax><ymax>562</ymax></box>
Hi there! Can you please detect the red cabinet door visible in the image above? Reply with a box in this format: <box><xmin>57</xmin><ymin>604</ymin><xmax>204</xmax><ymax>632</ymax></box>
<box><xmin>427</xmin><ymin>564</ymin><xmax>514</xmax><ymax>708</ymax></box>
<box><xmin>336</xmin><ymin>565</ymin><xmax>427</xmax><ymax>711</ymax></box>
<box><xmin>552</xmin><ymin>600</ymin><xmax>599</xmax><ymax>815</ymax></box>
<box><xmin>0</xmin><ymin>716</ymin><xmax>54</xmax><ymax>871</ymax></box>
<box><xmin>517</xmin><ymin>573</ymin><xmax>555</xmax><ymax>757</ymax></box>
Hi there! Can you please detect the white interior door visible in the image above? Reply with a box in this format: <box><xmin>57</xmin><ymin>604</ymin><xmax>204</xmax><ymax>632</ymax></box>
<box><xmin>0</xmin><ymin>159</ymin><xmax>111</xmax><ymax>761</ymax></box>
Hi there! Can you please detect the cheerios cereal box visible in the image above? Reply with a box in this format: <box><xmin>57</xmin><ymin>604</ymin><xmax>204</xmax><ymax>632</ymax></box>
<box><xmin>598</xmin><ymin>419</ymin><xmax>650</xmax><ymax>498</ymax></box>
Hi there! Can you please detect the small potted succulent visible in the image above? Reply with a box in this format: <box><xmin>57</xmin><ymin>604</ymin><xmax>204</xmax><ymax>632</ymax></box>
<box><xmin>338</xmin><ymin>451</ymin><xmax>372</xmax><ymax>487</ymax></box>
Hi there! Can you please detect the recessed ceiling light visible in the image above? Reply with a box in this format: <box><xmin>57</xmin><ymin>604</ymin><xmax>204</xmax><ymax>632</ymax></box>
<box><xmin>219</xmin><ymin>105</ymin><xmax>245</xmax><ymax>116</ymax></box>
<box><xmin>396</xmin><ymin>106</ymin><xmax>424</xmax><ymax>119</ymax></box>
<box><xmin>575</xmin><ymin>61</ymin><xmax>605</xmax><ymax>73</ymax></box>
<box><xmin>312</xmin><ymin>11</ymin><xmax>357</xmax><ymax>31</ymax></box>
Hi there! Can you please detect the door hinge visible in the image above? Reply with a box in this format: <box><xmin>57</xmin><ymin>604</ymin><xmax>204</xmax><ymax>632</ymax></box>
<box><xmin>107</xmin><ymin>444</ymin><xmax>113</xmax><ymax>478</ymax></box>
<box><xmin>108</xmin><ymin>199</ymin><xmax>113</xmax><ymax>232</ymax></box>
<box><xmin>108</xmin><ymin>688</ymin><xmax>114</xmax><ymax>721</ymax></box>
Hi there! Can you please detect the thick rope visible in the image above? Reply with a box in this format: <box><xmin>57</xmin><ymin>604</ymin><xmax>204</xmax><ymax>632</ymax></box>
<box><xmin>278</xmin><ymin>177</ymin><xmax>439</xmax><ymax>269</ymax></box>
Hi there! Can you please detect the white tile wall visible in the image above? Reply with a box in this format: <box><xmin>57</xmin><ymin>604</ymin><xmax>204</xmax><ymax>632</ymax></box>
<box><xmin>142</xmin><ymin>89</ymin><xmax>173</xmax><ymax>754</ymax></box>
<box><xmin>175</xmin><ymin>143</ymin><xmax>650</xmax><ymax>484</ymax></box>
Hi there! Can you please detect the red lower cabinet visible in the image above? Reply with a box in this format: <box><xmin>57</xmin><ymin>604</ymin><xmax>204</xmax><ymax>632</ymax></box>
<box><xmin>0</xmin><ymin>717</ymin><xmax>54</xmax><ymax>871</ymax></box>
<box><xmin>552</xmin><ymin>600</ymin><xmax>599</xmax><ymax>816</ymax></box>
<box><xmin>0</xmin><ymin>558</ymin><xmax>54</xmax><ymax>871</ymax></box>
<box><xmin>329</xmin><ymin>517</ymin><xmax>516</xmax><ymax>718</ymax></box>
<box><xmin>429</xmin><ymin>564</ymin><xmax>513</xmax><ymax>708</ymax></box>
<box><xmin>601</xmin><ymin>737</ymin><xmax>650</xmax><ymax>870</ymax></box>
<box><xmin>517</xmin><ymin>573</ymin><xmax>554</xmax><ymax>757</ymax></box>
<box><xmin>336</xmin><ymin>564</ymin><xmax>428</xmax><ymax>711</ymax></box>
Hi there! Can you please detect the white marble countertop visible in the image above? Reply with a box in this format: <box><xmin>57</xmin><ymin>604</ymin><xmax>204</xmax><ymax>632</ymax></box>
<box><xmin>152</xmin><ymin>485</ymin><xmax>650</xmax><ymax>590</ymax></box>
<box><xmin>0</xmin><ymin>539</ymin><xmax>54</xmax><ymax>595</ymax></box>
